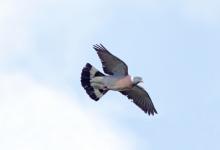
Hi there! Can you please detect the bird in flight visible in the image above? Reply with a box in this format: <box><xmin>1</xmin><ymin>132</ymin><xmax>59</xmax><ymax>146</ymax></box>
<box><xmin>81</xmin><ymin>44</ymin><xmax>157</xmax><ymax>115</ymax></box>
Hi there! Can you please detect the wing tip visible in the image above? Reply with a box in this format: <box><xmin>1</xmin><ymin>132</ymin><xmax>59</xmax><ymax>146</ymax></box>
<box><xmin>93</xmin><ymin>43</ymin><xmax>107</xmax><ymax>51</ymax></box>
<box><xmin>147</xmin><ymin>108</ymin><xmax>158</xmax><ymax>116</ymax></box>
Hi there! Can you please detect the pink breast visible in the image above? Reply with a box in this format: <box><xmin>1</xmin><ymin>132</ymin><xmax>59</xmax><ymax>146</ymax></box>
<box><xmin>115</xmin><ymin>76</ymin><xmax>132</xmax><ymax>89</ymax></box>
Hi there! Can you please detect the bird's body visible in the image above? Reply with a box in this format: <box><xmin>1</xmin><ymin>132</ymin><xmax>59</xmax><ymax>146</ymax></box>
<box><xmin>81</xmin><ymin>44</ymin><xmax>157</xmax><ymax>115</ymax></box>
<box><xmin>111</xmin><ymin>75</ymin><xmax>133</xmax><ymax>91</ymax></box>
<box><xmin>91</xmin><ymin>75</ymin><xmax>133</xmax><ymax>91</ymax></box>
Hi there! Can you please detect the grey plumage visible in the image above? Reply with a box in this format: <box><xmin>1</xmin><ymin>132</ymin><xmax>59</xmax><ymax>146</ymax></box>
<box><xmin>120</xmin><ymin>86</ymin><xmax>157</xmax><ymax>115</ymax></box>
<box><xmin>93</xmin><ymin>44</ymin><xmax>128</xmax><ymax>76</ymax></box>
<box><xmin>81</xmin><ymin>44</ymin><xmax>157</xmax><ymax>116</ymax></box>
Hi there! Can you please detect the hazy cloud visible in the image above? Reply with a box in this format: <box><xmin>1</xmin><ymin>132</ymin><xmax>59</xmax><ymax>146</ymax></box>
<box><xmin>0</xmin><ymin>72</ymin><xmax>134</xmax><ymax>150</ymax></box>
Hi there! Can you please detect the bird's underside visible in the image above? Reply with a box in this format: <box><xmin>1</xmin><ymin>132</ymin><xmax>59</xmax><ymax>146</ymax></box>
<box><xmin>90</xmin><ymin>75</ymin><xmax>133</xmax><ymax>91</ymax></box>
<box><xmin>81</xmin><ymin>44</ymin><xmax>157</xmax><ymax>116</ymax></box>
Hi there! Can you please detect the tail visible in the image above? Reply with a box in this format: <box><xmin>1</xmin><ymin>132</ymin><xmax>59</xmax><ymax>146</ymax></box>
<box><xmin>81</xmin><ymin>63</ymin><xmax>108</xmax><ymax>101</ymax></box>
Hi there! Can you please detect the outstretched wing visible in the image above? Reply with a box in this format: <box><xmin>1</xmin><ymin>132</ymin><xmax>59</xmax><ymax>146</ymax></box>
<box><xmin>120</xmin><ymin>85</ymin><xmax>157</xmax><ymax>115</ymax></box>
<box><xmin>93</xmin><ymin>44</ymin><xmax>128</xmax><ymax>76</ymax></box>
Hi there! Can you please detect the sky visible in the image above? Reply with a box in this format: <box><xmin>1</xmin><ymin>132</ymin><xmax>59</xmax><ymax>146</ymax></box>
<box><xmin>0</xmin><ymin>0</ymin><xmax>220</xmax><ymax>150</ymax></box>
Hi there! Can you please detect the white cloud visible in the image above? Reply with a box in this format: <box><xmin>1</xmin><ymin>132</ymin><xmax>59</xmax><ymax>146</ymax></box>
<box><xmin>0</xmin><ymin>0</ymin><xmax>32</xmax><ymax>60</ymax></box>
<box><xmin>0</xmin><ymin>72</ymin><xmax>133</xmax><ymax>150</ymax></box>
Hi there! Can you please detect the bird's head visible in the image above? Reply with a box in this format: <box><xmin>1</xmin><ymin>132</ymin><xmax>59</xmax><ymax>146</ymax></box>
<box><xmin>131</xmin><ymin>76</ymin><xmax>143</xmax><ymax>85</ymax></box>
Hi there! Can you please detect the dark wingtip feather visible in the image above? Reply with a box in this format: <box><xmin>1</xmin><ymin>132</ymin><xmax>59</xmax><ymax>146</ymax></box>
<box><xmin>93</xmin><ymin>44</ymin><xmax>102</xmax><ymax>51</ymax></box>
<box><xmin>93</xmin><ymin>44</ymin><xmax>107</xmax><ymax>52</ymax></box>
<box><xmin>146</xmin><ymin>106</ymin><xmax>157</xmax><ymax>116</ymax></box>
<box><xmin>148</xmin><ymin>107</ymin><xmax>158</xmax><ymax>116</ymax></box>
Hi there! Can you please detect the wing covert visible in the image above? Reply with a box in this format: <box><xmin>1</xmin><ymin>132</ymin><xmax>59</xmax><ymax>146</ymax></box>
<box><xmin>120</xmin><ymin>85</ymin><xmax>157</xmax><ymax>115</ymax></box>
<box><xmin>93</xmin><ymin>44</ymin><xmax>128</xmax><ymax>76</ymax></box>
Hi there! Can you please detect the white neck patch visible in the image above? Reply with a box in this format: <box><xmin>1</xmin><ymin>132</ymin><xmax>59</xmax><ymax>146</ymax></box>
<box><xmin>131</xmin><ymin>76</ymin><xmax>134</xmax><ymax>83</ymax></box>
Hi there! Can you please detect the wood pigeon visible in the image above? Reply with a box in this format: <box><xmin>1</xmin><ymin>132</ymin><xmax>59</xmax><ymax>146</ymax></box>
<box><xmin>81</xmin><ymin>44</ymin><xmax>157</xmax><ymax>115</ymax></box>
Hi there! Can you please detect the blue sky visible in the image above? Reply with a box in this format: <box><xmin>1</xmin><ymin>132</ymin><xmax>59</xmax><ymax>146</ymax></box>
<box><xmin>0</xmin><ymin>0</ymin><xmax>220</xmax><ymax>150</ymax></box>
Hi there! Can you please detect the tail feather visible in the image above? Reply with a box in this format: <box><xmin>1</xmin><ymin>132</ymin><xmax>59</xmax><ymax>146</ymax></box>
<box><xmin>81</xmin><ymin>63</ymin><xmax>108</xmax><ymax>101</ymax></box>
